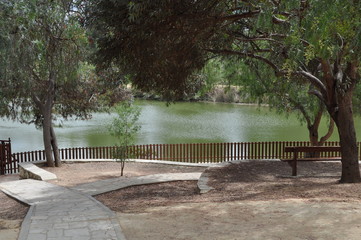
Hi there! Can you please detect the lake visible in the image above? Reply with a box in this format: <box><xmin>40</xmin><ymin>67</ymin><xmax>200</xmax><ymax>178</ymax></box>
<box><xmin>0</xmin><ymin>100</ymin><xmax>354</xmax><ymax>153</ymax></box>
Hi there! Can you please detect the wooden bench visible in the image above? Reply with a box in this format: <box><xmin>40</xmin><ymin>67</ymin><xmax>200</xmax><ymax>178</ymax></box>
<box><xmin>281</xmin><ymin>146</ymin><xmax>341</xmax><ymax>176</ymax></box>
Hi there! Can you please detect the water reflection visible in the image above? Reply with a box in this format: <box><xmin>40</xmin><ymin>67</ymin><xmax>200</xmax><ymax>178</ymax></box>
<box><xmin>0</xmin><ymin>100</ymin><xmax>350</xmax><ymax>153</ymax></box>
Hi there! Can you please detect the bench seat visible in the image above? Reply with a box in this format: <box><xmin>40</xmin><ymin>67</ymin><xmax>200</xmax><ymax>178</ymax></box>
<box><xmin>280</xmin><ymin>157</ymin><xmax>342</xmax><ymax>162</ymax></box>
<box><xmin>282</xmin><ymin>146</ymin><xmax>342</xmax><ymax>176</ymax></box>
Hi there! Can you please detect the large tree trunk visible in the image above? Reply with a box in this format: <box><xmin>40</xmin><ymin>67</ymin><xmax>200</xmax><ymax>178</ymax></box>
<box><xmin>334</xmin><ymin>92</ymin><xmax>361</xmax><ymax>183</ymax></box>
<box><xmin>318</xmin><ymin>60</ymin><xmax>361</xmax><ymax>183</ymax></box>
<box><xmin>43</xmin><ymin>104</ymin><xmax>55</xmax><ymax>167</ymax></box>
<box><xmin>308</xmin><ymin>118</ymin><xmax>335</xmax><ymax>146</ymax></box>
<box><xmin>306</xmin><ymin>119</ymin><xmax>334</xmax><ymax>158</ymax></box>
<box><xmin>306</xmin><ymin>125</ymin><xmax>320</xmax><ymax>158</ymax></box>
<box><xmin>308</xmin><ymin>125</ymin><xmax>319</xmax><ymax>146</ymax></box>
<box><xmin>319</xmin><ymin>119</ymin><xmax>335</xmax><ymax>145</ymax></box>
<box><xmin>304</xmin><ymin>103</ymin><xmax>334</xmax><ymax>157</ymax></box>
<box><xmin>50</xmin><ymin>125</ymin><xmax>61</xmax><ymax>167</ymax></box>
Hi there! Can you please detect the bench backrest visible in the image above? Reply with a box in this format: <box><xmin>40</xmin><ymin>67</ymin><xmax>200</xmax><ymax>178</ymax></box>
<box><xmin>284</xmin><ymin>146</ymin><xmax>341</xmax><ymax>153</ymax></box>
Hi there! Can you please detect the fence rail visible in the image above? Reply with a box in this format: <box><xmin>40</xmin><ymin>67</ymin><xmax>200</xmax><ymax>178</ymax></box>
<box><xmin>2</xmin><ymin>141</ymin><xmax>361</xmax><ymax>175</ymax></box>
<box><xmin>0</xmin><ymin>139</ymin><xmax>12</xmax><ymax>175</ymax></box>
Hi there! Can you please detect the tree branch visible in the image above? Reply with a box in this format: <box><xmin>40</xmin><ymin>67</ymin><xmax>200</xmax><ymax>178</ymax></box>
<box><xmin>272</xmin><ymin>15</ymin><xmax>288</xmax><ymax>24</ymax></box>
<box><xmin>319</xmin><ymin>118</ymin><xmax>335</xmax><ymax>145</ymax></box>
<box><xmin>308</xmin><ymin>89</ymin><xmax>325</xmax><ymax>102</ymax></box>
<box><xmin>296</xmin><ymin>70</ymin><xmax>327</xmax><ymax>97</ymax></box>
<box><xmin>320</xmin><ymin>59</ymin><xmax>333</xmax><ymax>80</ymax></box>
<box><xmin>313</xmin><ymin>102</ymin><xmax>325</xmax><ymax>130</ymax></box>
<box><xmin>205</xmin><ymin>49</ymin><xmax>281</xmax><ymax>72</ymax></box>
<box><xmin>234</xmin><ymin>32</ymin><xmax>310</xmax><ymax>47</ymax></box>
<box><xmin>288</xmin><ymin>97</ymin><xmax>312</xmax><ymax>128</ymax></box>
<box><xmin>31</xmin><ymin>93</ymin><xmax>43</xmax><ymax>109</ymax></box>
<box><xmin>218</xmin><ymin>10</ymin><xmax>261</xmax><ymax>22</ymax></box>
<box><xmin>235</xmin><ymin>37</ymin><xmax>283</xmax><ymax>44</ymax></box>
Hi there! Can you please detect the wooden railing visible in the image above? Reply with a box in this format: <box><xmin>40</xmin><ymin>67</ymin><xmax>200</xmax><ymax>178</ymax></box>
<box><xmin>3</xmin><ymin>141</ymin><xmax>361</xmax><ymax>175</ymax></box>
<box><xmin>0</xmin><ymin>139</ymin><xmax>12</xmax><ymax>175</ymax></box>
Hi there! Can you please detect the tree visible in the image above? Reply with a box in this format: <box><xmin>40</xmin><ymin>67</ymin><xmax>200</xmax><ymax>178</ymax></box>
<box><xmin>233</xmin><ymin>59</ymin><xmax>335</xmax><ymax>147</ymax></box>
<box><xmin>240</xmin><ymin>0</ymin><xmax>361</xmax><ymax>182</ymax></box>
<box><xmin>0</xmin><ymin>0</ymin><xmax>98</xmax><ymax>167</ymax></box>
<box><xmin>87</xmin><ymin>0</ymin><xmax>361</xmax><ymax>183</ymax></box>
<box><xmin>86</xmin><ymin>0</ymin><xmax>229</xmax><ymax>100</ymax></box>
<box><xmin>108</xmin><ymin>100</ymin><xmax>141</xmax><ymax>176</ymax></box>
<box><xmin>201</xmin><ymin>57</ymin><xmax>335</xmax><ymax>147</ymax></box>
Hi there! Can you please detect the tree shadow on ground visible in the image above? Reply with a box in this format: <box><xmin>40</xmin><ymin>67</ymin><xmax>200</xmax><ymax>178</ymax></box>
<box><xmin>206</xmin><ymin>161</ymin><xmax>361</xmax><ymax>202</ymax></box>
<box><xmin>96</xmin><ymin>161</ymin><xmax>361</xmax><ymax>213</ymax></box>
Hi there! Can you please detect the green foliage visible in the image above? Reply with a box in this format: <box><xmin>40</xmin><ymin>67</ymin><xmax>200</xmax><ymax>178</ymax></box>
<box><xmin>269</xmin><ymin>0</ymin><xmax>361</xmax><ymax>69</ymax></box>
<box><xmin>108</xmin><ymin>100</ymin><xmax>141</xmax><ymax>176</ymax></box>
<box><xmin>109</xmin><ymin>101</ymin><xmax>141</xmax><ymax>149</ymax></box>
<box><xmin>86</xmin><ymin>0</ymin><xmax>229</xmax><ymax>100</ymax></box>
<box><xmin>200</xmin><ymin>57</ymin><xmax>257</xmax><ymax>98</ymax></box>
<box><xmin>0</xmin><ymin>0</ymin><xmax>98</xmax><ymax>126</ymax></box>
<box><xmin>87</xmin><ymin>0</ymin><xmax>361</xmax><ymax>100</ymax></box>
<box><xmin>87</xmin><ymin>0</ymin><xmax>361</xmax><ymax>181</ymax></box>
<box><xmin>201</xmin><ymin>59</ymin><xmax>226</xmax><ymax>91</ymax></box>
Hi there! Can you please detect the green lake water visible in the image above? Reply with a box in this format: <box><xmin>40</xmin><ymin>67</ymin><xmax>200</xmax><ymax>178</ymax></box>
<box><xmin>0</xmin><ymin>100</ymin><xmax>356</xmax><ymax>153</ymax></box>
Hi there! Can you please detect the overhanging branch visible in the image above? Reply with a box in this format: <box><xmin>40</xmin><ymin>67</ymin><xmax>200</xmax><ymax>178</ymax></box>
<box><xmin>308</xmin><ymin>89</ymin><xmax>325</xmax><ymax>103</ymax></box>
<box><xmin>288</xmin><ymin>97</ymin><xmax>312</xmax><ymax>128</ymax></box>
<box><xmin>205</xmin><ymin>49</ymin><xmax>281</xmax><ymax>72</ymax></box>
<box><xmin>296</xmin><ymin>70</ymin><xmax>327</xmax><ymax>98</ymax></box>
<box><xmin>219</xmin><ymin>10</ymin><xmax>261</xmax><ymax>22</ymax></box>
<box><xmin>319</xmin><ymin>118</ymin><xmax>335</xmax><ymax>144</ymax></box>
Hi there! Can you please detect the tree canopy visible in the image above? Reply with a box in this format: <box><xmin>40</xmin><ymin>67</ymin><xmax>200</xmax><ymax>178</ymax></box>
<box><xmin>88</xmin><ymin>0</ymin><xmax>361</xmax><ymax>182</ymax></box>
<box><xmin>223</xmin><ymin>58</ymin><xmax>335</xmax><ymax>146</ymax></box>
<box><xmin>87</xmin><ymin>0</ymin><xmax>233</xmax><ymax>99</ymax></box>
<box><xmin>0</xmin><ymin>0</ymin><xmax>98</xmax><ymax>166</ymax></box>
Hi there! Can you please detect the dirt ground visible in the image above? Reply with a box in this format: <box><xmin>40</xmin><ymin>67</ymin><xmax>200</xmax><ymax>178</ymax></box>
<box><xmin>94</xmin><ymin>161</ymin><xmax>361</xmax><ymax>239</ymax></box>
<box><xmin>44</xmin><ymin>161</ymin><xmax>206</xmax><ymax>187</ymax></box>
<box><xmin>3</xmin><ymin>161</ymin><xmax>361</xmax><ymax>240</ymax></box>
<box><xmin>0</xmin><ymin>174</ymin><xmax>28</xmax><ymax>240</ymax></box>
<box><xmin>0</xmin><ymin>161</ymin><xmax>206</xmax><ymax>240</ymax></box>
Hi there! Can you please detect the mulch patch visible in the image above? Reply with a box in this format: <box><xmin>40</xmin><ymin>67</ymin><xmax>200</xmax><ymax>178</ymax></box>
<box><xmin>95</xmin><ymin>181</ymin><xmax>202</xmax><ymax>213</ymax></box>
<box><xmin>0</xmin><ymin>191</ymin><xmax>28</xmax><ymax>221</ymax></box>
<box><xmin>96</xmin><ymin>161</ymin><xmax>361</xmax><ymax>213</ymax></box>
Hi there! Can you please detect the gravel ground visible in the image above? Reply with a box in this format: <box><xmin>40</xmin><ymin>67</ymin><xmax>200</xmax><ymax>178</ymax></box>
<box><xmin>0</xmin><ymin>185</ymin><xmax>28</xmax><ymax>240</ymax></box>
<box><xmin>2</xmin><ymin>160</ymin><xmax>361</xmax><ymax>240</ymax></box>
<box><xmin>95</xmin><ymin>160</ymin><xmax>361</xmax><ymax>213</ymax></box>
<box><xmin>94</xmin><ymin>161</ymin><xmax>361</xmax><ymax>240</ymax></box>
<box><xmin>44</xmin><ymin>161</ymin><xmax>206</xmax><ymax>187</ymax></box>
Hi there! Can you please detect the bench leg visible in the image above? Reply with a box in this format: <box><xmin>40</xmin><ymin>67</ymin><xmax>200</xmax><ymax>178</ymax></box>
<box><xmin>292</xmin><ymin>152</ymin><xmax>298</xmax><ymax>176</ymax></box>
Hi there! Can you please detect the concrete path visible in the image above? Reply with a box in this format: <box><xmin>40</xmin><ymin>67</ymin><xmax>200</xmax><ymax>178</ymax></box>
<box><xmin>0</xmin><ymin>179</ymin><xmax>125</xmax><ymax>240</ymax></box>
<box><xmin>0</xmin><ymin>172</ymin><xmax>203</xmax><ymax>240</ymax></box>
<box><xmin>72</xmin><ymin>172</ymin><xmax>202</xmax><ymax>195</ymax></box>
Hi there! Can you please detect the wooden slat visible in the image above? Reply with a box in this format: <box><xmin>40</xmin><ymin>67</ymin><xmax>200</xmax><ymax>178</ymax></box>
<box><xmin>4</xmin><ymin>141</ymin><xmax>361</xmax><ymax>175</ymax></box>
<box><xmin>285</xmin><ymin>146</ymin><xmax>341</xmax><ymax>153</ymax></box>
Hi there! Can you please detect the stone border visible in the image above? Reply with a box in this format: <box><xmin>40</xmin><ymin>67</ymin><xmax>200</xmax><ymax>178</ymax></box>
<box><xmin>17</xmin><ymin>205</ymin><xmax>35</xmax><ymax>240</ymax></box>
<box><xmin>63</xmin><ymin>159</ymin><xmax>217</xmax><ymax>193</ymax></box>
<box><xmin>18</xmin><ymin>161</ymin><xmax>57</xmax><ymax>181</ymax></box>
<box><xmin>197</xmin><ymin>162</ymin><xmax>231</xmax><ymax>194</ymax></box>
<box><xmin>15</xmin><ymin>159</ymin><xmax>240</xmax><ymax>194</ymax></box>
<box><xmin>63</xmin><ymin>158</ymin><xmax>215</xmax><ymax>167</ymax></box>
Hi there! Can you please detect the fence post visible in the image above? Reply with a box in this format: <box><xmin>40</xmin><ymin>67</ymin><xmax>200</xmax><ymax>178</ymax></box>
<box><xmin>6</xmin><ymin>141</ymin><xmax>358</xmax><ymax>174</ymax></box>
<box><xmin>0</xmin><ymin>141</ymin><xmax>5</xmax><ymax>175</ymax></box>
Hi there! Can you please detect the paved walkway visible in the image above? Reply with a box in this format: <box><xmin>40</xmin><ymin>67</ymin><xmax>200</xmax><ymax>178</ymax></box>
<box><xmin>0</xmin><ymin>172</ymin><xmax>202</xmax><ymax>240</ymax></box>
<box><xmin>73</xmin><ymin>172</ymin><xmax>202</xmax><ymax>195</ymax></box>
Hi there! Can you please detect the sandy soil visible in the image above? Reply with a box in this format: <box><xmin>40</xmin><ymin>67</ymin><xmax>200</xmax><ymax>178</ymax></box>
<box><xmin>116</xmin><ymin>200</ymin><xmax>361</xmax><ymax>240</ymax></box>
<box><xmin>44</xmin><ymin>161</ymin><xmax>206</xmax><ymax>187</ymax></box>
<box><xmin>95</xmin><ymin>161</ymin><xmax>361</xmax><ymax>212</ymax></box>
<box><xmin>2</xmin><ymin>161</ymin><xmax>361</xmax><ymax>240</ymax></box>
<box><xmin>0</xmin><ymin>174</ymin><xmax>28</xmax><ymax>240</ymax></box>
<box><xmin>95</xmin><ymin>161</ymin><xmax>361</xmax><ymax>240</ymax></box>
<box><xmin>0</xmin><ymin>161</ymin><xmax>206</xmax><ymax>240</ymax></box>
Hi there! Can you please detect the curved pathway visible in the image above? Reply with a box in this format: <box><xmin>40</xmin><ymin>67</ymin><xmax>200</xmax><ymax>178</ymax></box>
<box><xmin>72</xmin><ymin>172</ymin><xmax>202</xmax><ymax>195</ymax></box>
<box><xmin>0</xmin><ymin>172</ymin><xmax>203</xmax><ymax>240</ymax></box>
